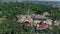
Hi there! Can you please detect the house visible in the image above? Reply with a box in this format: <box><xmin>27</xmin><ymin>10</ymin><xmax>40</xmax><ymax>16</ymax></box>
<box><xmin>17</xmin><ymin>14</ymin><xmax>53</xmax><ymax>26</ymax></box>
<box><xmin>17</xmin><ymin>15</ymin><xmax>33</xmax><ymax>26</ymax></box>
<box><xmin>36</xmin><ymin>21</ymin><xmax>48</xmax><ymax>30</ymax></box>
<box><xmin>33</xmin><ymin>15</ymin><xmax>48</xmax><ymax>24</ymax></box>
<box><xmin>33</xmin><ymin>14</ymin><xmax>53</xmax><ymax>28</ymax></box>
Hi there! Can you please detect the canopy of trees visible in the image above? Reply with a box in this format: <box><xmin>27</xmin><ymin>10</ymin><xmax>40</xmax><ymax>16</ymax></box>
<box><xmin>0</xmin><ymin>2</ymin><xmax>60</xmax><ymax>34</ymax></box>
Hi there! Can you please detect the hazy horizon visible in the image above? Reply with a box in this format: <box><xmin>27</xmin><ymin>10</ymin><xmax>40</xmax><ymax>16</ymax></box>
<box><xmin>1</xmin><ymin>0</ymin><xmax>60</xmax><ymax>2</ymax></box>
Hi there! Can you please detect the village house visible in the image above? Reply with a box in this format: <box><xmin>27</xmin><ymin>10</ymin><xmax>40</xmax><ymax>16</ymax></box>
<box><xmin>17</xmin><ymin>14</ymin><xmax>52</xmax><ymax>26</ymax></box>
<box><xmin>17</xmin><ymin>14</ymin><xmax>33</xmax><ymax>26</ymax></box>
<box><xmin>33</xmin><ymin>15</ymin><xmax>47</xmax><ymax>24</ymax></box>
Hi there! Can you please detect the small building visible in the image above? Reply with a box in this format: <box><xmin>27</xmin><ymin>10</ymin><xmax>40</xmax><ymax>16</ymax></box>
<box><xmin>34</xmin><ymin>15</ymin><xmax>48</xmax><ymax>23</ymax></box>
<box><xmin>36</xmin><ymin>21</ymin><xmax>48</xmax><ymax>30</ymax></box>
<box><xmin>17</xmin><ymin>14</ymin><xmax>52</xmax><ymax>26</ymax></box>
<box><xmin>33</xmin><ymin>15</ymin><xmax>53</xmax><ymax>26</ymax></box>
<box><xmin>17</xmin><ymin>15</ymin><xmax>33</xmax><ymax>26</ymax></box>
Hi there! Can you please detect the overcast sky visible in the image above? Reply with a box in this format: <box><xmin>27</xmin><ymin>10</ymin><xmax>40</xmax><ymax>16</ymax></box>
<box><xmin>21</xmin><ymin>0</ymin><xmax>60</xmax><ymax>1</ymax></box>
<box><xmin>0</xmin><ymin>0</ymin><xmax>60</xmax><ymax>2</ymax></box>
<box><xmin>30</xmin><ymin>0</ymin><xmax>60</xmax><ymax>1</ymax></box>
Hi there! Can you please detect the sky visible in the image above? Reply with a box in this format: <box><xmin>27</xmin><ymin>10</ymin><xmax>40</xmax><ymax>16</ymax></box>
<box><xmin>30</xmin><ymin>0</ymin><xmax>60</xmax><ymax>1</ymax></box>
<box><xmin>0</xmin><ymin>0</ymin><xmax>60</xmax><ymax>2</ymax></box>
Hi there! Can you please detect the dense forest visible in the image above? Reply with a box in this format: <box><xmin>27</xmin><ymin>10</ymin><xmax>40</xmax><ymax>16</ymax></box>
<box><xmin>0</xmin><ymin>2</ymin><xmax>60</xmax><ymax>34</ymax></box>
<box><xmin>0</xmin><ymin>2</ymin><xmax>60</xmax><ymax>18</ymax></box>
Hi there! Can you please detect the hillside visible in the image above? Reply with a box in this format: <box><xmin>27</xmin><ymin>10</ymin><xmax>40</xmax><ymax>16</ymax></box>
<box><xmin>0</xmin><ymin>2</ymin><xmax>60</xmax><ymax>34</ymax></box>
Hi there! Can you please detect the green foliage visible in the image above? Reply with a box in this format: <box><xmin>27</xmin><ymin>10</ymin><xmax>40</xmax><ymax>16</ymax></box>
<box><xmin>0</xmin><ymin>2</ymin><xmax>60</xmax><ymax>34</ymax></box>
<box><xmin>0</xmin><ymin>18</ymin><xmax>22</xmax><ymax>34</ymax></box>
